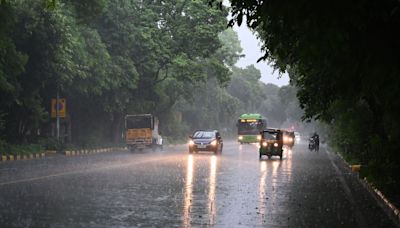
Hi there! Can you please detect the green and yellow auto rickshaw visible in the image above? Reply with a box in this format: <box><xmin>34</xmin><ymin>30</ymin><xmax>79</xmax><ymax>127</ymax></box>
<box><xmin>259</xmin><ymin>128</ymin><xmax>284</xmax><ymax>160</ymax></box>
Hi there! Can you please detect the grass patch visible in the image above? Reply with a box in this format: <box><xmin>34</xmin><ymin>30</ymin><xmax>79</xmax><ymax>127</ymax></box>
<box><xmin>0</xmin><ymin>144</ymin><xmax>44</xmax><ymax>155</ymax></box>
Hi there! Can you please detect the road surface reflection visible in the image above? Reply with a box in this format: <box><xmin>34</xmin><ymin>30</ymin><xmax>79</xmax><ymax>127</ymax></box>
<box><xmin>208</xmin><ymin>155</ymin><xmax>217</xmax><ymax>225</ymax></box>
<box><xmin>258</xmin><ymin>160</ymin><xmax>268</xmax><ymax>223</ymax></box>
<box><xmin>183</xmin><ymin>154</ymin><xmax>219</xmax><ymax>227</ymax></box>
<box><xmin>183</xmin><ymin>154</ymin><xmax>194</xmax><ymax>226</ymax></box>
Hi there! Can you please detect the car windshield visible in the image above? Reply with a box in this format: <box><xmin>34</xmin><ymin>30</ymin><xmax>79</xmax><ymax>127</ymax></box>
<box><xmin>193</xmin><ymin>131</ymin><xmax>215</xmax><ymax>139</ymax></box>
<box><xmin>237</xmin><ymin>121</ymin><xmax>265</xmax><ymax>134</ymax></box>
<box><xmin>263</xmin><ymin>131</ymin><xmax>278</xmax><ymax>140</ymax></box>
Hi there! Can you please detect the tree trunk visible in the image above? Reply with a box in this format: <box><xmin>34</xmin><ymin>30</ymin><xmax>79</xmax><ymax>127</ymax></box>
<box><xmin>112</xmin><ymin>113</ymin><xmax>123</xmax><ymax>144</ymax></box>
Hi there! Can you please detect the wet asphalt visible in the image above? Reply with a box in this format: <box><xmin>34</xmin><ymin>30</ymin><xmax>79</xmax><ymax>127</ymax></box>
<box><xmin>0</xmin><ymin>141</ymin><xmax>398</xmax><ymax>227</ymax></box>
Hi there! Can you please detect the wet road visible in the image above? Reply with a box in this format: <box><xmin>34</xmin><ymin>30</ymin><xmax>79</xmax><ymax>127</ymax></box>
<box><xmin>0</xmin><ymin>141</ymin><xmax>398</xmax><ymax>227</ymax></box>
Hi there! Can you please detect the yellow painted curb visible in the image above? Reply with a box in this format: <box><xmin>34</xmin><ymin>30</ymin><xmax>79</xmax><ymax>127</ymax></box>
<box><xmin>61</xmin><ymin>147</ymin><xmax>118</xmax><ymax>157</ymax></box>
<box><xmin>351</xmin><ymin>164</ymin><xmax>361</xmax><ymax>172</ymax></box>
<box><xmin>0</xmin><ymin>152</ymin><xmax>46</xmax><ymax>161</ymax></box>
<box><xmin>45</xmin><ymin>150</ymin><xmax>57</xmax><ymax>156</ymax></box>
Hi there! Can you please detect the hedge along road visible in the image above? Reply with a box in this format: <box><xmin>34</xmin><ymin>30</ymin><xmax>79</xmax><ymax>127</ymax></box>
<box><xmin>0</xmin><ymin>141</ymin><xmax>397</xmax><ymax>227</ymax></box>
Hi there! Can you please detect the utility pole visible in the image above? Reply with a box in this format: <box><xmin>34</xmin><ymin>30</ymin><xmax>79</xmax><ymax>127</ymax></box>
<box><xmin>56</xmin><ymin>86</ymin><xmax>60</xmax><ymax>142</ymax></box>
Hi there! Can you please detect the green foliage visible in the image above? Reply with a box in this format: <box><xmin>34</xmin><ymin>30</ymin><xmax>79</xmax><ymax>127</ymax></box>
<box><xmin>216</xmin><ymin>28</ymin><xmax>244</xmax><ymax>67</ymax></box>
<box><xmin>0</xmin><ymin>0</ymin><xmax>231</xmax><ymax>145</ymax></box>
<box><xmin>221</xmin><ymin>0</ymin><xmax>400</xmax><ymax>200</ymax></box>
<box><xmin>1</xmin><ymin>0</ymin><xmax>303</xmax><ymax>159</ymax></box>
<box><xmin>0</xmin><ymin>142</ymin><xmax>44</xmax><ymax>155</ymax></box>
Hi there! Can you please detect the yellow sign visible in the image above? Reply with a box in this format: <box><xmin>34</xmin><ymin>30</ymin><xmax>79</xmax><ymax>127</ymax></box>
<box><xmin>51</xmin><ymin>99</ymin><xmax>66</xmax><ymax>118</ymax></box>
<box><xmin>241</xmin><ymin>119</ymin><xmax>257</xmax><ymax>123</ymax></box>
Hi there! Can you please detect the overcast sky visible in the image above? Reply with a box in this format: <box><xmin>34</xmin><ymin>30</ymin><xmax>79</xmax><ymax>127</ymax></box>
<box><xmin>233</xmin><ymin>24</ymin><xmax>290</xmax><ymax>87</ymax></box>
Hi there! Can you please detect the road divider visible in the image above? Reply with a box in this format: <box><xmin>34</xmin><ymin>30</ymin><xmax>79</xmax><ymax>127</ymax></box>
<box><xmin>0</xmin><ymin>152</ymin><xmax>49</xmax><ymax>162</ymax></box>
<box><xmin>63</xmin><ymin>147</ymin><xmax>128</xmax><ymax>156</ymax></box>
<box><xmin>1</xmin><ymin>146</ymin><xmax>130</xmax><ymax>162</ymax></box>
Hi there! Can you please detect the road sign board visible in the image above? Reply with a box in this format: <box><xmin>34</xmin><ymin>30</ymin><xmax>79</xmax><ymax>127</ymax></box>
<box><xmin>51</xmin><ymin>99</ymin><xmax>66</xmax><ymax>118</ymax></box>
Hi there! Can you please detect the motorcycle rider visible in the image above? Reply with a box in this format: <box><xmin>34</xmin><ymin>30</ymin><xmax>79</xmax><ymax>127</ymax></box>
<box><xmin>311</xmin><ymin>132</ymin><xmax>320</xmax><ymax>151</ymax></box>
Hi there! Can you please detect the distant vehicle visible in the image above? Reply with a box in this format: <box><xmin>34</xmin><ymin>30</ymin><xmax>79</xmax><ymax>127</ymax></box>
<box><xmin>188</xmin><ymin>130</ymin><xmax>223</xmax><ymax>154</ymax></box>
<box><xmin>125</xmin><ymin>114</ymin><xmax>163</xmax><ymax>151</ymax></box>
<box><xmin>282</xmin><ymin>130</ymin><xmax>295</xmax><ymax>148</ymax></box>
<box><xmin>294</xmin><ymin>132</ymin><xmax>301</xmax><ymax>142</ymax></box>
<box><xmin>237</xmin><ymin>113</ymin><xmax>267</xmax><ymax>144</ymax></box>
<box><xmin>259</xmin><ymin>128</ymin><xmax>284</xmax><ymax>160</ymax></box>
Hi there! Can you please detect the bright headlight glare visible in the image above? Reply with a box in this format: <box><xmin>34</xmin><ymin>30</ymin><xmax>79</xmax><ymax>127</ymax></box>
<box><xmin>274</xmin><ymin>143</ymin><xmax>278</xmax><ymax>147</ymax></box>
<box><xmin>238</xmin><ymin>136</ymin><xmax>243</xmax><ymax>140</ymax></box>
<box><xmin>262</xmin><ymin>142</ymin><xmax>268</xmax><ymax>147</ymax></box>
<box><xmin>188</xmin><ymin>140</ymin><xmax>194</xmax><ymax>146</ymax></box>
<box><xmin>257</xmin><ymin>135</ymin><xmax>262</xmax><ymax>140</ymax></box>
<box><xmin>211</xmin><ymin>140</ymin><xmax>217</xmax><ymax>146</ymax></box>
<box><xmin>283</xmin><ymin>136</ymin><xmax>288</xmax><ymax>142</ymax></box>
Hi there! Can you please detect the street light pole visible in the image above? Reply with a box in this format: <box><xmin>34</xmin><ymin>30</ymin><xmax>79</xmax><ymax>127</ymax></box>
<box><xmin>56</xmin><ymin>86</ymin><xmax>60</xmax><ymax>142</ymax></box>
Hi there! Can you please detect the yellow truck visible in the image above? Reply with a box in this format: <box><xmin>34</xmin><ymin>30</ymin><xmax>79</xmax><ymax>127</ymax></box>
<box><xmin>125</xmin><ymin>114</ymin><xmax>163</xmax><ymax>151</ymax></box>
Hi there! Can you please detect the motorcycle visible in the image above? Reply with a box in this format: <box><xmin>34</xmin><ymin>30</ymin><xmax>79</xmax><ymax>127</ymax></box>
<box><xmin>308</xmin><ymin>137</ymin><xmax>319</xmax><ymax>151</ymax></box>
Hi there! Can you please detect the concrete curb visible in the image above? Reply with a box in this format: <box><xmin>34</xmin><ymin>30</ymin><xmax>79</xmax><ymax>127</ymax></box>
<box><xmin>332</xmin><ymin>149</ymin><xmax>400</xmax><ymax>225</ymax></box>
<box><xmin>0</xmin><ymin>152</ymin><xmax>48</xmax><ymax>162</ymax></box>
<box><xmin>360</xmin><ymin>178</ymin><xmax>400</xmax><ymax>225</ymax></box>
<box><xmin>0</xmin><ymin>147</ymin><xmax>129</xmax><ymax>161</ymax></box>
<box><xmin>63</xmin><ymin>147</ymin><xmax>128</xmax><ymax>156</ymax></box>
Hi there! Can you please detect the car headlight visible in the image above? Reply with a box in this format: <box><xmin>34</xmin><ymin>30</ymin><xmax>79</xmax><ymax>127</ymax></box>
<box><xmin>211</xmin><ymin>140</ymin><xmax>217</xmax><ymax>146</ymax></box>
<box><xmin>257</xmin><ymin>135</ymin><xmax>262</xmax><ymax>140</ymax></box>
<box><xmin>262</xmin><ymin>142</ymin><xmax>268</xmax><ymax>147</ymax></box>
<box><xmin>274</xmin><ymin>143</ymin><xmax>278</xmax><ymax>147</ymax></box>
<box><xmin>238</xmin><ymin>136</ymin><xmax>243</xmax><ymax>140</ymax></box>
<box><xmin>283</xmin><ymin>136</ymin><xmax>288</xmax><ymax>142</ymax></box>
<box><xmin>288</xmin><ymin>137</ymin><xmax>293</xmax><ymax>142</ymax></box>
<box><xmin>188</xmin><ymin>140</ymin><xmax>194</xmax><ymax>146</ymax></box>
